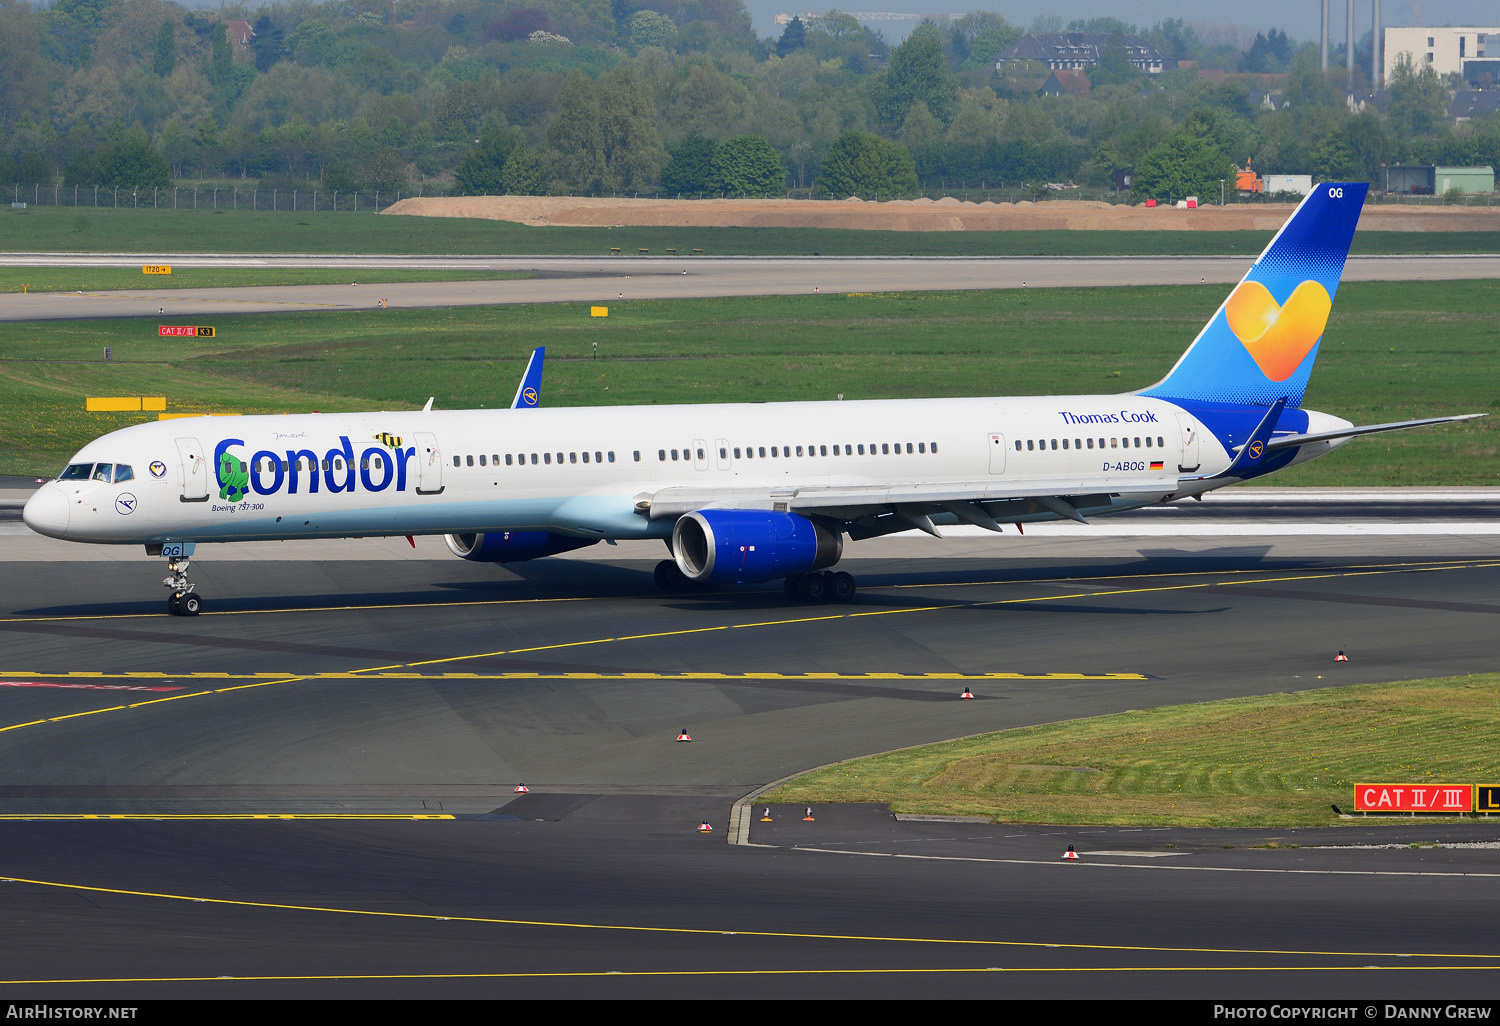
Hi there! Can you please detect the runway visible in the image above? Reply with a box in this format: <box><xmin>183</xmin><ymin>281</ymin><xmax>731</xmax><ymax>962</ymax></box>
<box><xmin>2</xmin><ymin>504</ymin><xmax>1500</xmax><ymax>997</ymax></box>
<box><xmin>1</xmin><ymin>254</ymin><xmax>1498</xmax><ymax>321</ymax></box>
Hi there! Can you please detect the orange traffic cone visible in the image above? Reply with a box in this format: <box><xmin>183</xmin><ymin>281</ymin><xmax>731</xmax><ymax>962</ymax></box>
<box><xmin>513</xmin><ymin>784</ymin><xmax>529</xmax><ymax>794</ymax></box>
<box><xmin>1335</xmin><ymin>651</ymin><xmax>1349</xmax><ymax>662</ymax></box>
<box><xmin>802</xmin><ymin>807</ymin><xmax>816</xmax><ymax>822</ymax></box>
<box><xmin>1063</xmin><ymin>845</ymin><xmax>1079</xmax><ymax>860</ymax></box>
<box><xmin>697</xmin><ymin>821</ymin><xmax>713</xmax><ymax>833</ymax></box>
<box><xmin>960</xmin><ymin>687</ymin><xmax>974</xmax><ymax>700</ymax></box>
<box><xmin>677</xmin><ymin>729</ymin><xmax>692</xmax><ymax>742</ymax></box>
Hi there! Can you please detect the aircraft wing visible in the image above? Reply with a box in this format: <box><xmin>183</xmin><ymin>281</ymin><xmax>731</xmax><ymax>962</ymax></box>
<box><xmin>1266</xmin><ymin>413</ymin><xmax>1485</xmax><ymax>451</ymax></box>
<box><xmin>640</xmin><ymin>474</ymin><xmax>1181</xmax><ymax>537</ymax></box>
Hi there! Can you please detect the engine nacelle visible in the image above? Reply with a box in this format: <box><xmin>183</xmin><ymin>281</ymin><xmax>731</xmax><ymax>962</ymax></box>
<box><xmin>444</xmin><ymin>531</ymin><xmax>598</xmax><ymax>563</ymax></box>
<box><xmin>672</xmin><ymin>509</ymin><xmax>843</xmax><ymax>584</ymax></box>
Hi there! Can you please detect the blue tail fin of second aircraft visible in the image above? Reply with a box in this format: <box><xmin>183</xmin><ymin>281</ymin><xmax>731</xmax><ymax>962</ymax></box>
<box><xmin>511</xmin><ymin>347</ymin><xmax>544</xmax><ymax>409</ymax></box>
<box><xmin>1140</xmin><ymin>182</ymin><xmax>1366</xmax><ymax>409</ymax></box>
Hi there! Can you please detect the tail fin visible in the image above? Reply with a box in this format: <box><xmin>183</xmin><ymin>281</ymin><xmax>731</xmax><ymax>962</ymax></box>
<box><xmin>511</xmin><ymin>346</ymin><xmax>544</xmax><ymax>409</ymax></box>
<box><xmin>1140</xmin><ymin>182</ymin><xmax>1366</xmax><ymax>408</ymax></box>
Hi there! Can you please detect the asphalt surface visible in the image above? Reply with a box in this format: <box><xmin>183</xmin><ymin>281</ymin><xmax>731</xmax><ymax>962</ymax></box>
<box><xmin>1</xmin><ymin>254</ymin><xmax>1498</xmax><ymax>321</ymax></box>
<box><xmin>3</xmin><ymin>524</ymin><xmax>1500</xmax><ymax>998</ymax></box>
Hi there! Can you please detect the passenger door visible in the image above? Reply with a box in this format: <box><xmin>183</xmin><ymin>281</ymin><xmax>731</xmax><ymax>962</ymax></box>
<box><xmin>176</xmin><ymin>437</ymin><xmax>209</xmax><ymax>502</ymax></box>
<box><xmin>413</xmin><ymin>431</ymin><xmax>444</xmax><ymax>495</ymax></box>
<box><xmin>988</xmin><ymin>434</ymin><xmax>1007</xmax><ymax>475</ymax></box>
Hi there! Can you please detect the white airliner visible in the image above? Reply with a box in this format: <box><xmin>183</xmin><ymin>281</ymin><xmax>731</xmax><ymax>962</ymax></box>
<box><xmin>23</xmin><ymin>183</ymin><xmax>1481</xmax><ymax>615</ymax></box>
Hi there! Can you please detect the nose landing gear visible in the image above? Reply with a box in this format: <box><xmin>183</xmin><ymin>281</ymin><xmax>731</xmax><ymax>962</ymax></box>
<box><xmin>156</xmin><ymin>542</ymin><xmax>203</xmax><ymax>616</ymax></box>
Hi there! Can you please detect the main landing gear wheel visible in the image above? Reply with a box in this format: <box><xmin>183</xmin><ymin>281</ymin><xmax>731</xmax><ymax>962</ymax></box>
<box><xmin>654</xmin><ymin>559</ymin><xmax>689</xmax><ymax>592</ymax></box>
<box><xmin>786</xmin><ymin>571</ymin><xmax>856</xmax><ymax>603</ymax></box>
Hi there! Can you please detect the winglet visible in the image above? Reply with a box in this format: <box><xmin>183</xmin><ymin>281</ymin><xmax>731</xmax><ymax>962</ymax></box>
<box><xmin>1213</xmin><ymin>397</ymin><xmax>1288</xmax><ymax>479</ymax></box>
<box><xmin>511</xmin><ymin>347</ymin><xmax>545</xmax><ymax>410</ymax></box>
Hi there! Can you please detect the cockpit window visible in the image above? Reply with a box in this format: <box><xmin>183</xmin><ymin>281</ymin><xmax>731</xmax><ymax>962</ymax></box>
<box><xmin>114</xmin><ymin>465</ymin><xmax>134</xmax><ymax>483</ymax></box>
<box><xmin>59</xmin><ymin>463</ymin><xmax>93</xmax><ymax>481</ymax></box>
<box><xmin>92</xmin><ymin>463</ymin><xmax>114</xmax><ymax>482</ymax></box>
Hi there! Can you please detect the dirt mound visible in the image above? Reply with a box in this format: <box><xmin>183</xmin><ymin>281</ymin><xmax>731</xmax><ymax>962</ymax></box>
<box><xmin>384</xmin><ymin>195</ymin><xmax>1500</xmax><ymax>233</ymax></box>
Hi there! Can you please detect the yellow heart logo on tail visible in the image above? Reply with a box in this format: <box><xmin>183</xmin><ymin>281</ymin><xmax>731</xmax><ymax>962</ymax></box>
<box><xmin>1224</xmin><ymin>279</ymin><xmax>1333</xmax><ymax>382</ymax></box>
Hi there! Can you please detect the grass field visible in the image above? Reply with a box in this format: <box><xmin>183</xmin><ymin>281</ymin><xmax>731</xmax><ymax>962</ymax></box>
<box><xmin>0</xmin><ymin>268</ymin><xmax>531</xmax><ymax>293</ymax></box>
<box><xmin>5</xmin><ymin>207</ymin><xmax>1500</xmax><ymax>257</ymax></box>
<box><xmin>760</xmin><ymin>673</ymin><xmax>1500</xmax><ymax>829</ymax></box>
<box><xmin>0</xmin><ymin>280</ymin><xmax>1493</xmax><ymax>481</ymax></box>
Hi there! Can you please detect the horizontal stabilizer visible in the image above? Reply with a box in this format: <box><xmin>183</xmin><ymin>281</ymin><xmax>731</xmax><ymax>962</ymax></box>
<box><xmin>1266</xmin><ymin>413</ymin><xmax>1486</xmax><ymax>451</ymax></box>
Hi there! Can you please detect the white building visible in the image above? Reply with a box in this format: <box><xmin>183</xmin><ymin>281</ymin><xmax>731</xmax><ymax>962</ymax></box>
<box><xmin>1384</xmin><ymin>26</ymin><xmax>1498</xmax><ymax>81</ymax></box>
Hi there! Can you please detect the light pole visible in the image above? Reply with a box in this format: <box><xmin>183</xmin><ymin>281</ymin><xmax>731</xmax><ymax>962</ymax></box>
<box><xmin>1220</xmin><ymin>179</ymin><xmax>1225</xmax><ymax>205</ymax></box>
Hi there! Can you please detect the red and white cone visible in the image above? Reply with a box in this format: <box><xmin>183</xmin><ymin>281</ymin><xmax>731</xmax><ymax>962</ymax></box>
<box><xmin>1063</xmin><ymin>845</ymin><xmax>1080</xmax><ymax>860</ymax></box>
<box><xmin>960</xmin><ymin>687</ymin><xmax>974</xmax><ymax>700</ymax></box>
<box><xmin>677</xmin><ymin>729</ymin><xmax>692</xmax><ymax>742</ymax></box>
<box><xmin>760</xmin><ymin>807</ymin><xmax>773</xmax><ymax>822</ymax></box>
<box><xmin>802</xmin><ymin>807</ymin><xmax>816</xmax><ymax>822</ymax></box>
<box><xmin>1335</xmin><ymin>650</ymin><xmax>1349</xmax><ymax>662</ymax></box>
<box><xmin>513</xmin><ymin>784</ymin><xmax>529</xmax><ymax>794</ymax></box>
<box><xmin>697</xmin><ymin>821</ymin><xmax>713</xmax><ymax>833</ymax></box>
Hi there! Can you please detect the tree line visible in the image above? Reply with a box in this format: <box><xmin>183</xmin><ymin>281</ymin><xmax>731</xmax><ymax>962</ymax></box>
<box><xmin>1</xmin><ymin>0</ymin><xmax>1497</xmax><ymax>204</ymax></box>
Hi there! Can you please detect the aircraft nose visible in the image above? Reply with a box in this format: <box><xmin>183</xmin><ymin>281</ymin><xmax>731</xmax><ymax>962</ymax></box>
<box><xmin>22</xmin><ymin>484</ymin><xmax>68</xmax><ymax>539</ymax></box>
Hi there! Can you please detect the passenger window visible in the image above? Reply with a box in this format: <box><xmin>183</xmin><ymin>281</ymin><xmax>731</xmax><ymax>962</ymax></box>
<box><xmin>544</xmin><ymin>453</ymin><xmax>552</xmax><ymax>464</ymax></box>
<box><xmin>479</xmin><ymin>455</ymin><xmax>486</xmax><ymax>467</ymax></box>
<box><xmin>857</xmin><ymin>444</ymin><xmax>864</xmax><ymax>455</ymax></box>
<box><xmin>1158</xmin><ymin>436</ymin><xmax>1165</xmax><ymax>447</ymax></box>
<box><xmin>1134</xmin><ymin>437</ymin><xmax>1141</xmax><ymax>447</ymax></box>
<box><xmin>719</xmin><ymin>447</ymin><xmax>726</xmax><ymax>459</ymax></box>
<box><xmin>492</xmin><ymin>454</ymin><xmax>499</xmax><ymax>464</ymax></box>
<box><xmin>796</xmin><ymin>446</ymin><xmax>804</xmax><ymax>457</ymax></box>
<box><xmin>1144</xmin><ymin>437</ymin><xmax>1151</xmax><ymax>448</ymax></box>
<box><xmin>771</xmin><ymin>447</ymin><xmax>778</xmax><ymax>457</ymax></box>
<box><xmin>759</xmin><ymin>447</ymin><xmax>766</xmax><ymax>457</ymax></box>
<box><xmin>596</xmin><ymin>452</ymin><xmax>603</xmax><ymax>463</ymax></box>
<box><xmin>633</xmin><ymin>451</ymin><xmax>641</xmax><ymax>462</ymax></box>
<box><xmin>1015</xmin><ymin>440</ymin><xmax>1022</xmax><ymax>451</ymax></box>
<box><xmin>906</xmin><ymin>443</ymin><xmax>913</xmax><ymax>454</ymax></box>
<box><xmin>931</xmin><ymin>442</ymin><xmax>938</xmax><ymax>453</ymax></box>
<box><xmin>466</xmin><ymin>455</ymin><xmax>474</xmax><ymax>467</ymax></box>
<box><xmin>506</xmin><ymin>454</ymin><xmax>513</xmax><ymax>466</ymax></box>
<box><xmin>556</xmin><ymin>452</ymin><xmax>563</xmax><ymax>464</ymax></box>
<box><xmin>1050</xmin><ymin>440</ymin><xmax>1058</xmax><ymax>450</ymax></box>
<box><xmin>1110</xmin><ymin>438</ymin><xmax>1118</xmax><ymax>449</ymax></box>
<box><xmin>658</xmin><ymin>450</ymin><xmax>666</xmax><ymax>461</ymax></box>
<box><xmin>696</xmin><ymin>448</ymin><xmax>704</xmax><ymax>460</ymax></box>
<box><xmin>881</xmin><ymin>444</ymin><xmax>889</xmax><ymax>454</ymax></box>
<box><xmin>1027</xmin><ymin>440</ymin><xmax>1034</xmax><ymax>451</ymax></box>
<box><xmin>1086</xmin><ymin>438</ymin><xmax>1094</xmax><ymax>449</ymax></box>
<box><xmin>453</xmin><ymin>456</ymin><xmax>460</xmax><ymax>467</ymax></box>
<box><xmin>608</xmin><ymin>452</ymin><xmax>615</xmax><ymax>462</ymax></box>
<box><xmin>820</xmin><ymin>445</ymin><xmax>828</xmax><ymax>456</ymax></box>
<box><xmin>570</xmin><ymin>452</ymin><xmax>577</xmax><ymax>464</ymax></box>
<box><xmin>1062</xmin><ymin>439</ymin><xmax>1069</xmax><ymax>449</ymax></box>
<box><xmin>531</xmin><ymin>454</ymin><xmax>538</xmax><ymax>464</ymax></box>
<box><xmin>734</xmin><ymin>447</ymin><xmax>741</xmax><ymax>458</ymax></box>
<box><xmin>582</xmin><ymin>452</ymin><xmax>590</xmax><ymax>463</ymax></box>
